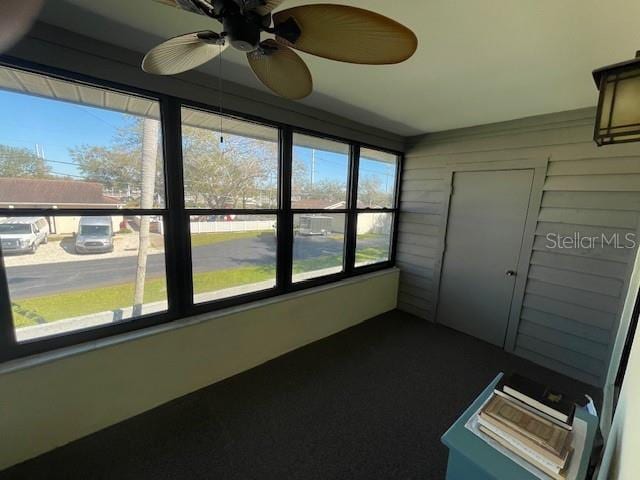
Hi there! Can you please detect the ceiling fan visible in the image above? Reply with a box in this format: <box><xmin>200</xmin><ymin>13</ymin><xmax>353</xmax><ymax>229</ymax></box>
<box><xmin>143</xmin><ymin>0</ymin><xmax>418</xmax><ymax>100</ymax></box>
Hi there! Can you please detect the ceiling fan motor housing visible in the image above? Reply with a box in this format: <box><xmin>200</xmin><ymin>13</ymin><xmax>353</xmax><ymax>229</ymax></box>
<box><xmin>223</xmin><ymin>13</ymin><xmax>261</xmax><ymax>51</ymax></box>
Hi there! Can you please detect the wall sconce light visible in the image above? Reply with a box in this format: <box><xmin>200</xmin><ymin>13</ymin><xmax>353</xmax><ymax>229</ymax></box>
<box><xmin>593</xmin><ymin>51</ymin><xmax>640</xmax><ymax>146</ymax></box>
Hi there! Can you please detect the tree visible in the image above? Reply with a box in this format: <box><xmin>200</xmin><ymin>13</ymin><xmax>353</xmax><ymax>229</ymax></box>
<box><xmin>69</xmin><ymin>145</ymin><xmax>139</xmax><ymax>189</ymax></box>
<box><xmin>132</xmin><ymin>118</ymin><xmax>159</xmax><ymax>316</ymax></box>
<box><xmin>70</xmin><ymin>118</ymin><xmax>280</xmax><ymax>209</ymax></box>
<box><xmin>0</xmin><ymin>145</ymin><xmax>50</xmax><ymax>177</ymax></box>
<box><xmin>306</xmin><ymin>179</ymin><xmax>347</xmax><ymax>204</ymax></box>
<box><xmin>291</xmin><ymin>151</ymin><xmax>349</xmax><ymax>206</ymax></box>
<box><xmin>358</xmin><ymin>175</ymin><xmax>390</xmax><ymax>207</ymax></box>
<box><xmin>182</xmin><ymin>126</ymin><xmax>278</xmax><ymax>208</ymax></box>
<box><xmin>70</xmin><ymin>118</ymin><xmax>164</xmax><ymax>206</ymax></box>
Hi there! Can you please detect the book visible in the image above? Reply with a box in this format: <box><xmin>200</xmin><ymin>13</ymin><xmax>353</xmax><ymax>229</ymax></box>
<box><xmin>478</xmin><ymin>413</ymin><xmax>570</xmax><ymax>468</ymax></box>
<box><xmin>478</xmin><ymin>423</ymin><xmax>571</xmax><ymax>480</ymax></box>
<box><xmin>494</xmin><ymin>389</ymin><xmax>572</xmax><ymax>431</ymax></box>
<box><xmin>497</xmin><ymin>374</ymin><xmax>581</xmax><ymax>423</ymax></box>
<box><xmin>480</xmin><ymin>394</ymin><xmax>571</xmax><ymax>461</ymax></box>
<box><xmin>478</xmin><ymin>418</ymin><xmax>566</xmax><ymax>471</ymax></box>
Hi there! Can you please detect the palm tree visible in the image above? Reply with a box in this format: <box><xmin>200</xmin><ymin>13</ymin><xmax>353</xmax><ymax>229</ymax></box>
<box><xmin>132</xmin><ymin>118</ymin><xmax>159</xmax><ymax>316</ymax></box>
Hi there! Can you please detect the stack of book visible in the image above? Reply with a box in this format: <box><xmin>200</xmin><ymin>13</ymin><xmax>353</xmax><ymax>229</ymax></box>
<box><xmin>477</xmin><ymin>374</ymin><xmax>582</xmax><ymax>479</ymax></box>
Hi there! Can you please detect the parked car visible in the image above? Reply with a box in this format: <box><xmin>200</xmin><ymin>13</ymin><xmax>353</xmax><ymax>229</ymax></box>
<box><xmin>0</xmin><ymin>217</ymin><xmax>49</xmax><ymax>254</ymax></box>
<box><xmin>75</xmin><ymin>217</ymin><xmax>114</xmax><ymax>254</ymax></box>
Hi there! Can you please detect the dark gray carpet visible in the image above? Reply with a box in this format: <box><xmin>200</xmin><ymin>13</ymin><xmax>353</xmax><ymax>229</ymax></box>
<box><xmin>1</xmin><ymin>310</ymin><xmax>599</xmax><ymax>480</ymax></box>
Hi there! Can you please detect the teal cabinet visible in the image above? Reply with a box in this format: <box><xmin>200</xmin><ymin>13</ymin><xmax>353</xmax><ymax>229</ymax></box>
<box><xmin>441</xmin><ymin>373</ymin><xmax>598</xmax><ymax>480</ymax></box>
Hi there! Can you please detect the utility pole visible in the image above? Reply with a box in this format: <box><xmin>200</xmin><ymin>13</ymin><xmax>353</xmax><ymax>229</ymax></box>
<box><xmin>310</xmin><ymin>148</ymin><xmax>315</xmax><ymax>188</ymax></box>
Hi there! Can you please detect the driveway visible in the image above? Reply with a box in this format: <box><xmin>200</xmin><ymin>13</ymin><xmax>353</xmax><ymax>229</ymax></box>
<box><xmin>5</xmin><ymin>235</ymin><xmax>386</xmax><ymax>299</ymax></box>
<box><xmin>2</xmin><ymin>232</ymin><xmax>164</xmax><ymax>268</ymax></box>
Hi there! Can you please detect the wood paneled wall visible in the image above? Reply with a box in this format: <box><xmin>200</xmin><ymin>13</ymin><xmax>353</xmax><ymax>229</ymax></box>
<box><xmin>398</xmin><ymin>108</ymin><xmax>640</xmax><ymax>386</ymax></box>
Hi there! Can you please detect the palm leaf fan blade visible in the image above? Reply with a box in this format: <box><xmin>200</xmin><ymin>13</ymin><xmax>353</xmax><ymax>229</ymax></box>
<box><xmin>273</xmin><ymin>4</ymin><xmax>417</xmax><ymax>65</ymax></box>
<box><xmin>247</xmin><ymin>39</ymin><xmax>312</xmax><ymax>99</ymax></box>
<box><xmin>143</xmin><ymin>31</ymin><xmax>225</xmax><ymax>75</ymax></box>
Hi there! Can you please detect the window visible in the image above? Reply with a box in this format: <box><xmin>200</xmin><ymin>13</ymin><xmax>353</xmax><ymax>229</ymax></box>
<box><xmin>189</xmin><ymin>214</ymin><xmax>277</xmax><ymax>302</ymax></box>
<box><xmin>181</xmin><ymin>107</ymin><xmax>279</xmax><ymax>303</ymax></box>
<box><xmin>355</xmin><ymin>148</ymin><xmax>398</xmax><ymax>268</ymax></box>
<box><xmin>292</xmin><ymin>134</ymin><xmax>349</xmax><ymax>209</ymax></box>
<box><xmin>0</xmin><ymin>65</ymin><xmax>168</xmax><ymax>343</ymax></box>
<box><xmin>182</xmin><ymin>108</ymin><xmax>278</xmax><ymax>209</ymax></box>
<box><xmin>0</xmin><ymin>62</ymin><xmax>400</xmax><ymax>361</ymax></box>
<box><xmin>358</xmin><ymin>148</ymin><xmax>397</xmax><ymax>208</ymax></box>
<box><xmin>291</xmin><ymin>134</ymin><xmax>350</xmax><ymax>282</ymax></box>
<box><xmin>6</xmin><ymin>215</ymin><xmax>167</xmax><ymax>342</ymax></box>
<box><xmin>0</xmin><ymin>68</ymin><xmax>165</xmax><ymax>209</ymax></box>
<box><xmin>293</xmin><ymin>213</ymin><xmax>346</xmax><ymax>281</ymax></box>
<box><xmin>355</xmin><ymin>212</ymin><xmax>393</xmax><ymax>267</ymax></box>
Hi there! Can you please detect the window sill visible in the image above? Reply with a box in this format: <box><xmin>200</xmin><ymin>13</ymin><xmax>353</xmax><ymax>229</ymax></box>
<box><xmin>0</xmin><ymin>267</ymin><xmax>399</xmax><ymax>376</ymax></box>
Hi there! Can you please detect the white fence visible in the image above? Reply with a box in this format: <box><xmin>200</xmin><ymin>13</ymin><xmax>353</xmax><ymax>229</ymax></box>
<box><xmin>189</xmin><ymin>215</ymin><xmax>389</xmax><ymax>235</ymax></box>
<box><xmin>190</xmin><ymin>220</ymin><xmax>274</xmax><ymax>234</ymax></box>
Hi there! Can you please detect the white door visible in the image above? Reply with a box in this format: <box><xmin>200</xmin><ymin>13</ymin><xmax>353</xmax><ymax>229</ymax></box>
<box><xmin>437</xmin><ymin>169</ymin><xmax>533</xmax><ymax>346</ymax></box>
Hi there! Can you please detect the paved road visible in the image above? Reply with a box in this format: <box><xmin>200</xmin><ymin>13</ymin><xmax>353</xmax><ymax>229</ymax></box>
<box><xmin>6</xmin><ymin>235</ymin><xmax>386</xmax><ymax>299</ymax></box>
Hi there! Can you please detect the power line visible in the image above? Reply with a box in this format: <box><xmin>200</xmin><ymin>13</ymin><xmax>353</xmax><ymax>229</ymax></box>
<box><xmin>293</xmin><ymin>152</ymin><xmax>394</xmax><ymax>178</ymax></box>
<box><xmin>72</xmin><ymin>103</ymin><xmax>123</xmax><ymax>130</ymax></box>
<box><xmin>42</xmin><ymin>158</ymin><xmax>80</xmax><ymax>168</ymax></box>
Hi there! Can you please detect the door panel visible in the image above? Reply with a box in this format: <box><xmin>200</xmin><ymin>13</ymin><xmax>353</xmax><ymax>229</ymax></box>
<box><xmin>437</xmin><ymin>169</ymin><xmax>534</xmax><ymax>346</ymax></box>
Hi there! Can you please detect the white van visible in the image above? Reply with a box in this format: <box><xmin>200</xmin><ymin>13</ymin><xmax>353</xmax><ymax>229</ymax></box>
<box><xmin>75</xmin><ymin>217</ymin><xmax>114</xmax><ymax>254</ymax></box>
<box><xmin>0</xmin><ymin>217</ymin><xmax>49</xmax><ymax>254</ymax></box>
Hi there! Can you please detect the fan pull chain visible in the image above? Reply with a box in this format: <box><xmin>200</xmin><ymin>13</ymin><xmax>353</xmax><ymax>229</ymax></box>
<box><xmin>218</xmin><ymin>43</ymin><xmax>224</xmax><ymax>145</ymax></box>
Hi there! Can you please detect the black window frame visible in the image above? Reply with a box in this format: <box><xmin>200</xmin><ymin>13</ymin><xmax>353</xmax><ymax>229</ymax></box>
<box><xmin>353</xmin><ymin>145</ymin><xmax>399</xmax><ymax>270</ymax></box>
<box><xmin>614</xmin><ymin>285</ymin><xmax>640</xmax><ymax>389</ymax></box>
<box><xmin>179</xmin><ymin>102</ymin><xmax>282</xmax><ymax>313</ymax></box>
<box><xmin>0</xmin><ymin>56</ymin><xmax>402</xmax><ymax>362</ymax></box>
<box><xmin>290</xmin><ymin>131</ymin><xmax>351</xmax><ymax>286</ymax></box>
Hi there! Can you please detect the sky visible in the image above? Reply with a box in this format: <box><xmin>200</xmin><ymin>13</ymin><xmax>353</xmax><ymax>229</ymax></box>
<box><xmin>293</xmin><ymin>146</ymin><xmax>396</xmax><ymax>193</ymax></box>
<box><xmin>0</xmin><ymin>89</ymin><xmax>396</xmax><ymax>192</ymax></box>
<box><xmin>0</xmin><ymin>90</ymin><xmax>126</xmax><ymax>178</ymax></box>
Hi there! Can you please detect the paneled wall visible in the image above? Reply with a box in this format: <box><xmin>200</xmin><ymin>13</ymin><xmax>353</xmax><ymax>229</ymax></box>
<box><xmin>397</xmin><ymin>108</ymin><xmax>640</xmax><ymax>386</ymax></box>
<box><xmin>0</xmin><ymin>270</ymin><xmax>399</xmax><ymax>470</ymax></box>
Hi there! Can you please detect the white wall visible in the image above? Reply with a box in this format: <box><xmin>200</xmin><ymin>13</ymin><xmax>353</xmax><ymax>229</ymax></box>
<box><xmin>0</xmin><ymin>269</ymin><xmax>399</xmax><ymax>470</ymax></box>
<box><xmin>50</xmin><ymin>215</ymin><xmax>123</xmax><ymax>235</ymax></box>
<box><xmin>313</xmin><ymin>212</ymin><xmax>391</xmax><ymax>235</ymax></box>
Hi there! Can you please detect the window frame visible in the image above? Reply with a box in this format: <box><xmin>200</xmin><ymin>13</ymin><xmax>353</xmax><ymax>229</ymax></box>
<box><xmin>289</xmin><ymin>131</ymin><xmax>351</xmax><ymax>286</ymax></box>
<box><xmin>179</xmin><ymin>102</ymin><xmax>282</xmax><ymax>312</ymax></box>
<box><xmin>352</xmin><ymin>146</ymin><xmax>399</xmax><ymax>270</ymax></box>
<box><xmin>0</xmin><ymin>57</ymin><xmax>402</xmax><ymax>362</ymax></box>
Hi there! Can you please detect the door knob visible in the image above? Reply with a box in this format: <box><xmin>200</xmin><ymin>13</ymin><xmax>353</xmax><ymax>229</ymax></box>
<box><xmin>505</xmin><ymin>270</ymin><xmax>516</xmax><ymax>277</ymax></box>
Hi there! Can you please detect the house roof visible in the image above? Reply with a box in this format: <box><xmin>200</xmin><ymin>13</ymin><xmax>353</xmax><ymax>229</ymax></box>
<box><xmin>0</xmin><ymin>177</ymin><xmax>120</xmax><ymax>206</ymax></box>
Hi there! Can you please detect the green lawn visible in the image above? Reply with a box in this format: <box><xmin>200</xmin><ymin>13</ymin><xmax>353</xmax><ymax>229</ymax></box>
<box><xmin>355</xmin><ymin>247</ymin><xmax>389</xmax><ymax>264</ymax></box>
<box><xmin>12</xmin><ymin>247</ymin><xmax>386</xmax><ymax>328</ymax></box>
<box><xmin>190</xmin><ymin>230</ymin><xmax>273</xmax><ymax>247</ymax></box>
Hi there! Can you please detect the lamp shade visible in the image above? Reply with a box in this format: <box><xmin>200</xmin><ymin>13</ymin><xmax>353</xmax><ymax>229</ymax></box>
<box><xmin>593</xmin><ymin>52</ymin><xmax>640</xmax><ymax>146</ymax></box>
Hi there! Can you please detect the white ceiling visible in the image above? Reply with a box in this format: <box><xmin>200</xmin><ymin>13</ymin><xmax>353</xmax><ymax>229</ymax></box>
<box><xmin>36</xmin><ymin>0</ymin><xmax>640</xmax><ymax>136</ymax></box>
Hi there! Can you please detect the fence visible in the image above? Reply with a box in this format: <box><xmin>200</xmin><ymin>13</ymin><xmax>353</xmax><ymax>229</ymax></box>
<box><xmin>189</xmin><ymin>215</ymin><xmax>389</xmax><ymax>235</ymax></box>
